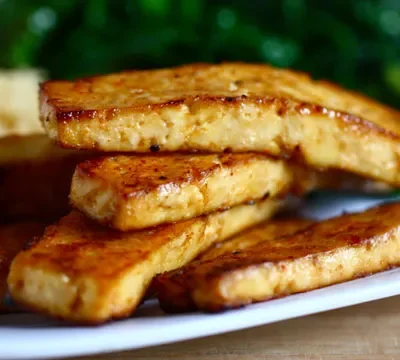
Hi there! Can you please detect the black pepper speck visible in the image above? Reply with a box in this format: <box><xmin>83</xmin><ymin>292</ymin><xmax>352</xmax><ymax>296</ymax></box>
<box><xmin>150</xmin><ymin>144</ymin><xmax>160</xmax><ymax>152</ymax></box>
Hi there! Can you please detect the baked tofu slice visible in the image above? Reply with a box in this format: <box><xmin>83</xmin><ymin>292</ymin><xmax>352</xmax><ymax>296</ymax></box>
<box><xmin>155</xmin><ymin>203</ymin><xmax>400</xmax><ymax>313</ymax></box>
<box><xmin>156</xmin><ymin>218</ymin><xmax>312</xmax><ymax>312</ymax></box>
<box><xmin>40</xmin><ymin>63</ymin><xmax>400</xmax><ymax>185</ymax></box>
<box><xmin>0</xmin><ymin>222</ymin><xmax>45</xmax><ymax>311</ymax></box>
<box><xmin>70</xmin><ymin>153</ymin><xmax>391</xmax><ymax>231</ymax></box>
<box><xmin>7</xmin><ymin>199</ymin><xmax>277</xmax><ymax>323</ymax></box>
<box><xmin>70</xmin><ymin>153</ymin><xmax>318</xmax><ymax>230</ymax></box>
<box><xmin>0</xmin><ymin>135</ymin><xmax>89</xmax><ymax>221</ymax></box>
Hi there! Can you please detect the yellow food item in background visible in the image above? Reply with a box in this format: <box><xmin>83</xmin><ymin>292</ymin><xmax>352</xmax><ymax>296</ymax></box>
<box><xmin>0</xmin><ymin>69</ymin><xmax>44</xmax><ymax>137</ymax></box>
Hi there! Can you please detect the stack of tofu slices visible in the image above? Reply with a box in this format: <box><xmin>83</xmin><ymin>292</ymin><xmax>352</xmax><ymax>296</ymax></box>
<box><xmin>4</xmin><ymin>63</ymin><xmax>400</xmax><ymax>323</ymax></box>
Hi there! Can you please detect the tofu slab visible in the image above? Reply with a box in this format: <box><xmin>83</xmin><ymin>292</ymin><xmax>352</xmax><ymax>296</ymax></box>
<box><xmin>70</xmin><ymin>153</ymin><xmax>320</xmax><ymax>230</ymax></box>
<box><xmin>155</xmin><ymin>203</ymin><xmax>400</xmax><ymax>313</ymax></box>
<box><xmin>0</xmin><ymin>222</ymin><xmax>45</xmax><ymax>311</ymax></box>
<box><xmin>40</xmin><ymin>63</ymin><xmax>400</xmax><ymax>185</ymax></box>
<box><xmin>7</xmin><ymin>199</ymin><xmax>277</xmax><ymax>323</ymax></box>
<box><xmin>70</xmin><ymin>153</ymin><xmax>391</xmax><ymax>231</ymax></box>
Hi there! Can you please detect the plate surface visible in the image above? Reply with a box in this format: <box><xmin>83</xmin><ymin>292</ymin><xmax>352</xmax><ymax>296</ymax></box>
<box><xmin>1</xmin><ymin>193</ymin><xmax>399</xmax><ymax>360</ymax></box>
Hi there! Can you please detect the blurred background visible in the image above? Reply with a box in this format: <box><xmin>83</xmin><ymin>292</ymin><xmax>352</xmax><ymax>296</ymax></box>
<box><xmin>0</xmin><ymin>0</ymin><xmax>399</xmax><ymax>106</ymax></box>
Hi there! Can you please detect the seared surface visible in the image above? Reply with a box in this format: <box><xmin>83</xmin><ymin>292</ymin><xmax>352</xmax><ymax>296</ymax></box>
<box><xmin>0</xmin><ymin>135</ymin><xmax>90</xmax><ymax>221</ymax></box>
<box><xmin>199</xmin><ymin>218</ymin><xmax>313</xmax><ymax>261</ymax></box>
<box><xmin>0</xmin><ymin>222</ymin><xmax>45</xmax><ymax>311</ymax></box>
<box><xmin>7</xmin><ymin>199</ymin><xmax>277</xmax><ymax>323</ymax></box>
<box><xmin>156</xmin><ymin>218</ymin><xmax>312</xmax><ymax>312</ymax></box>
<box><xmin>155</xmin><ymin>203</ymin><xmax>400</xmax><ymax>313</ymax></box>
<box><xmin>71</xmin><ymin>153</ymin><xmax>312</xmax><ymax>230</ymax></box>
<box><xmin>40</xmin><ymin>63</ymin><xmax>400</xmax><ymax>185</ymax></box>
<box><xmin>71</xmin><ymin>153</ymin><xmax>391</xmax><ymax>231</ymax></box>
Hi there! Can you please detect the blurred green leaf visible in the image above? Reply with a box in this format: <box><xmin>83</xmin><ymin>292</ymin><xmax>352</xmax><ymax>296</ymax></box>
<box><xmin>0</xmin><ymin>0</ymin><xmax>398</xmax><ymax>107</ymax></box>
<box><xmin>138</xmin><ymin>0</ymin><xmax>169</xmax><ymax>16</ymax></box>
<box><xmin>385</xmin><ymin>63</ymin><xmax>400</xmax><ymax>95</ymax></box>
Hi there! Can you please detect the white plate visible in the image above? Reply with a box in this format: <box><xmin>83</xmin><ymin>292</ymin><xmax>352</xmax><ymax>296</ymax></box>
<box><xmin>1</xmin><ymin>194</ymin><xmax>400</xmax><ymax>360</ymax></box>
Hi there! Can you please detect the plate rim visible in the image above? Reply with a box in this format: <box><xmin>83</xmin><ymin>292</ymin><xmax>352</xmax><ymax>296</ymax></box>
<box><xmin>1</xmin><ymin>268</ymin><xmax>400</xmax><ymax>360</ymax></box>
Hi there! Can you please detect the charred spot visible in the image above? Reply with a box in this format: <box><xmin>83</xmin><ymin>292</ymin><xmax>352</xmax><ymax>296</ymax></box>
<box><xmin>150</xmin><ymin>144</ymin><xmax>160</xmax><ymax>152</ymax></box>
<box><xmin>232</xmin><ymin>251</ymin><xmax>241</xmax><ymax>255</ymax></box>
<box><xmin>261</xmin><ymin>192</ymin><xmax>270</xmax><ymax>201</ymax></box>
<box><xmin>159</xmin><ymin>176</ymin><xmax>167</xmax><ymax>180</ymax></box>
<box><xmin>234</xmin><ymin>79</ymin><xmax>244</xmax><ymax>86</ymax></box>
<box><xmin>225</xmin><ymin>97</ymin><xmax>234</xmax><ymax>102</ymax></box>
<box><xmin>277</xmin><ymin>107</ymin><xmax>285</xmax><ymax>116</ymax></box>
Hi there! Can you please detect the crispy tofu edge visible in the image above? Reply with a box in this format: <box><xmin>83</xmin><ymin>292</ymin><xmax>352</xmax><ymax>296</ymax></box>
<box><xmin>154</xmin><ymin>218</ymin><xmax>312</xmax><ymax>313</ymax></box>
<box><xmin>156</xmin><ymin>203</ymin><xmax>400</xmax><ymax>313</ymax></box>
<box><xmin>7</xmin><ymin>199</ymin><xmax>279</xmax><ymax>323</ymax></box>
<box><xmin>41</xmin><ymin>97</ymin><xmax>400</xmax><ymax>186</ymax></box>
<box><xmin>69</xmin><ymin>155</ymin><xmax>292</xmax><ymax>230</ymax></box>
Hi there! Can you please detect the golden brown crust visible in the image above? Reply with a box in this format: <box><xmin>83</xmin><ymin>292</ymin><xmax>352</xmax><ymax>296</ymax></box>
<box><xmin>70</xmin><ymin>152</ymin><xmax>391</xmax><ymax>231</ymax></box>
<box><xmin>70</xmin><ymin>154</ymin><xmax>299</xmax><ymax>230</ymax></box>
<box><xmin>7</xmin><ymin>199</ymin><xmax>278</xmax><ymax>323</ymax></box>
<box><xmin>155</xmin><ymin>203</ymin><xmax>400</xmax><ymax>313</ymax></box>
<box><xmin>0</xmin><ymin>222</ymin><xmax>45</xmax><ymax>311</ymax></box>
<box><xmin>75</xmin><ymin>153</ymin><xmax>266</xmax><ymax>198</ymax></box>
<box><xmin>40</xmin><ymin>62</ymin><xmax>400</xmax><ymax>137</ymax></box>
<box><xmin>198</xmin><ymin>218</ymin><xmax>314</xmax><ymax>261</ymax></box>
